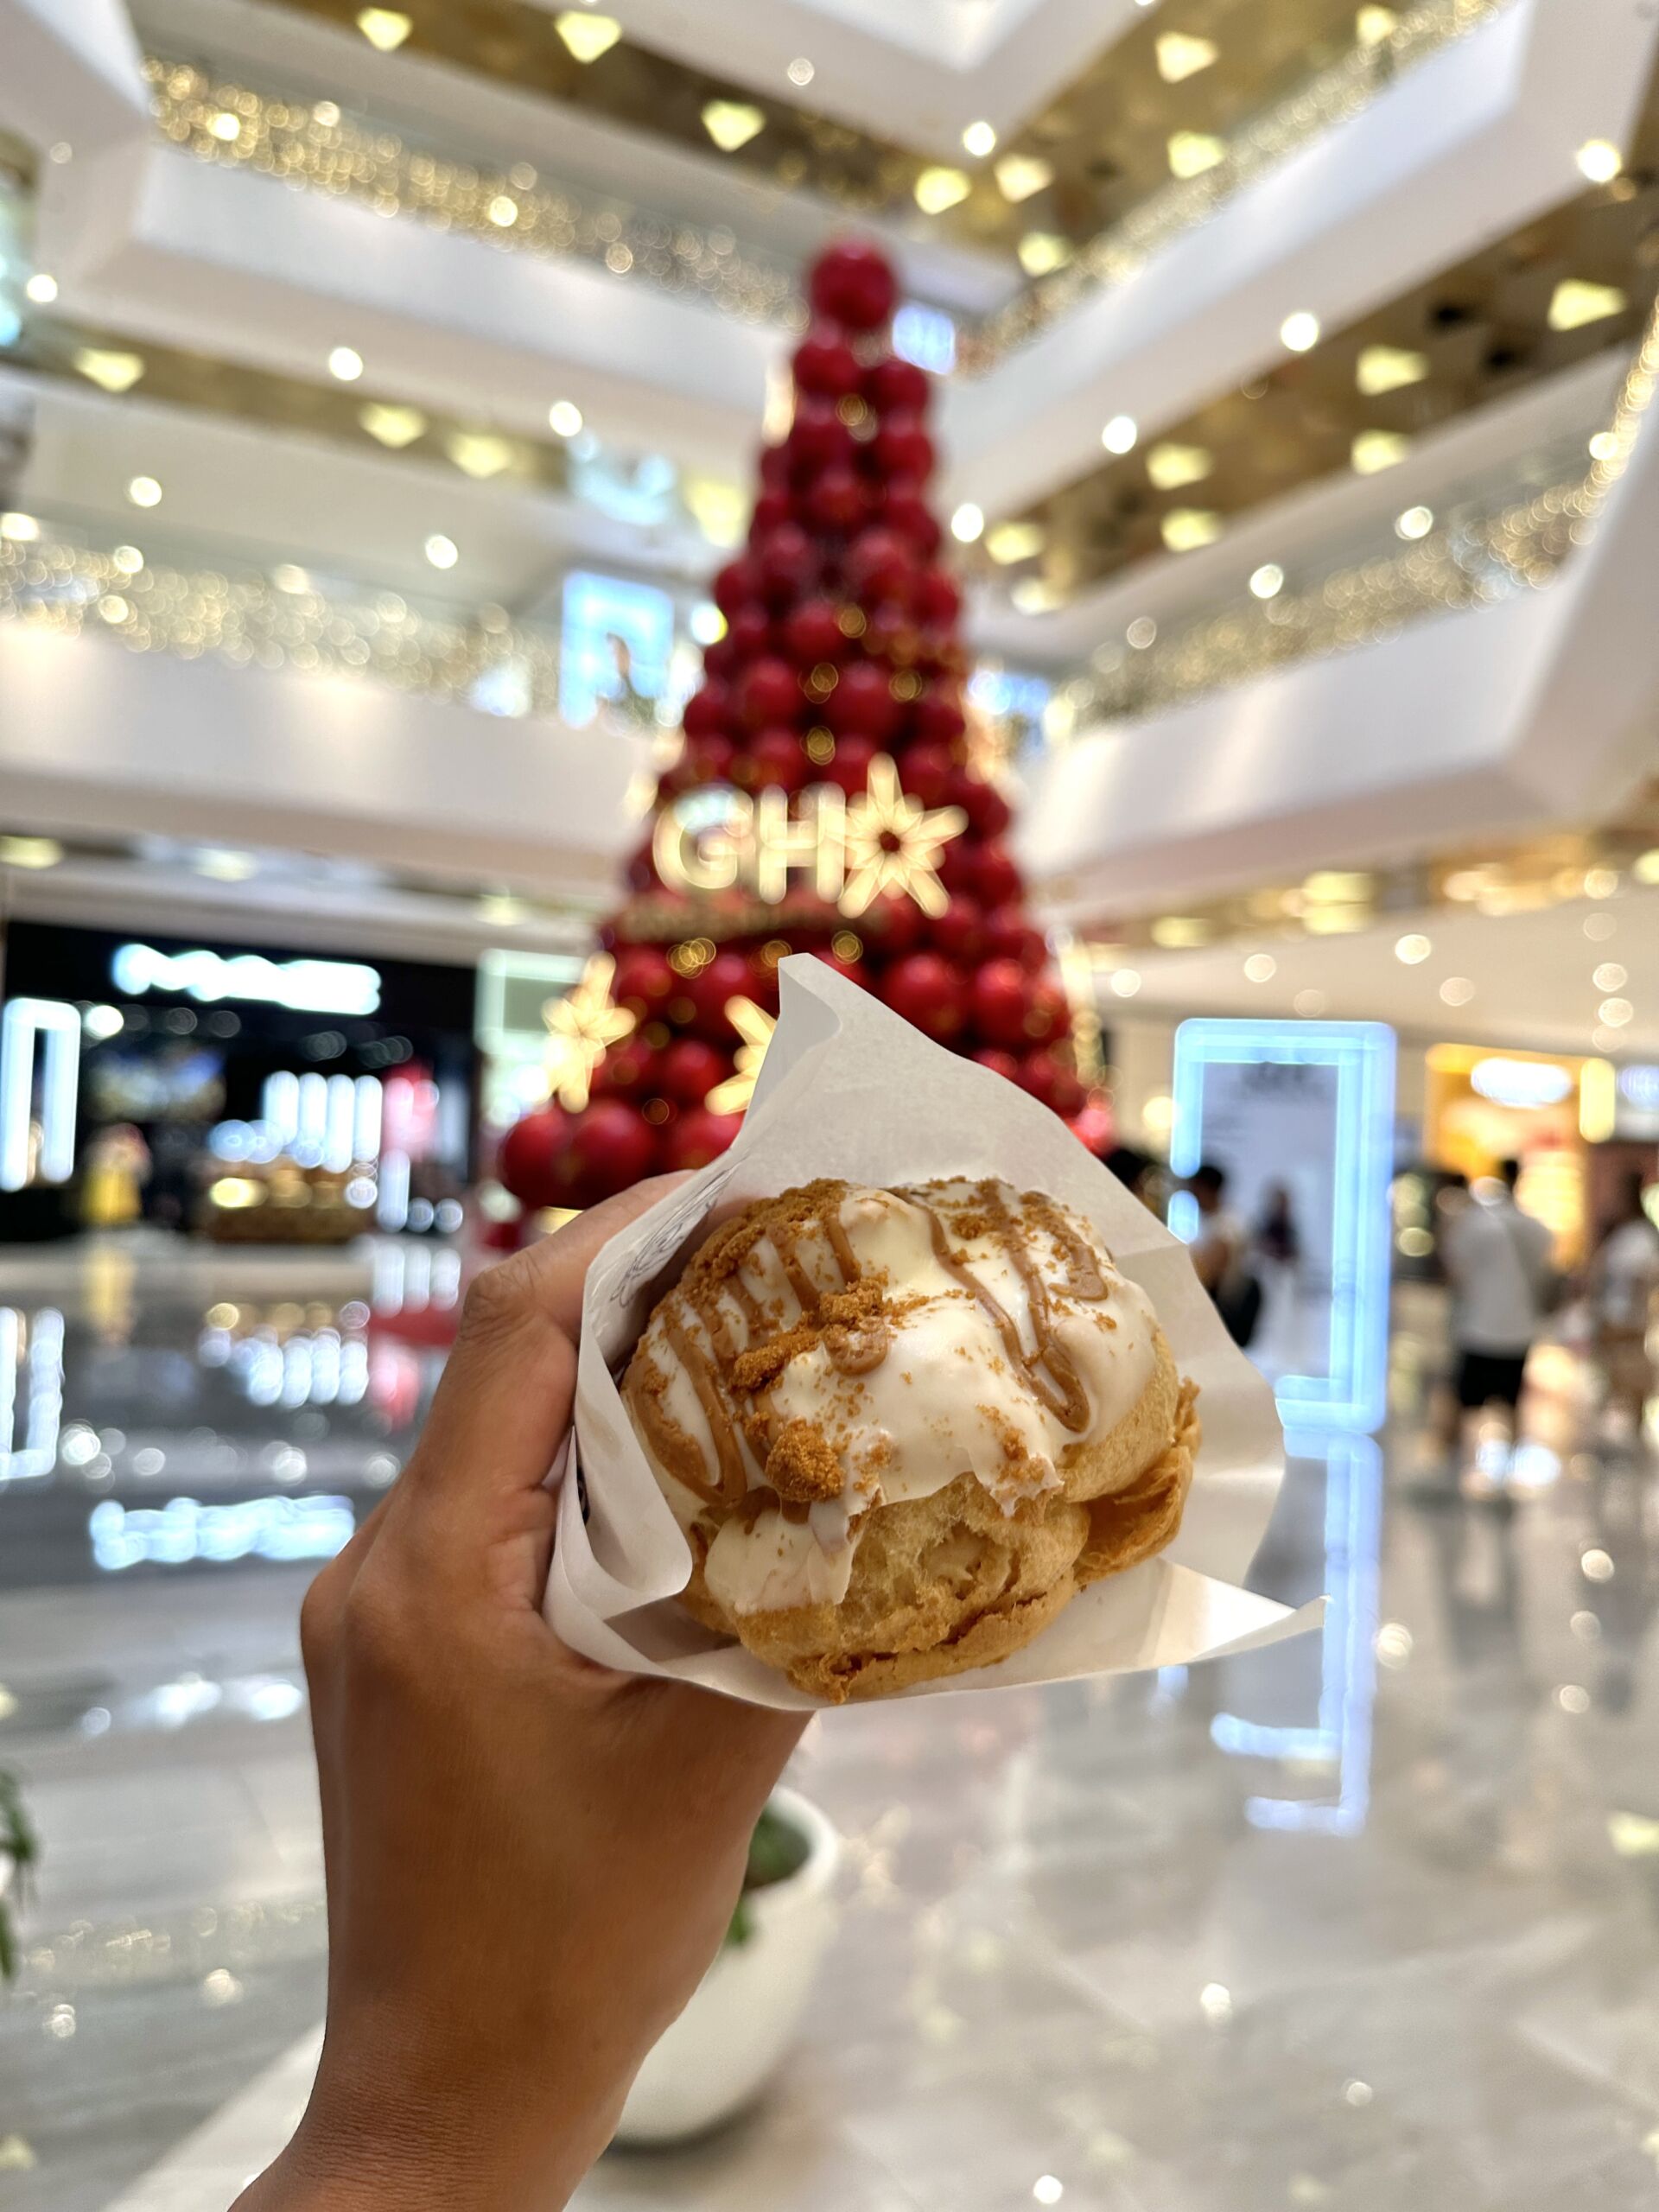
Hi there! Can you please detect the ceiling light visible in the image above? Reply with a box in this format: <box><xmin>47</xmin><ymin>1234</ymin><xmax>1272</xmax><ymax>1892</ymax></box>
<box><xmin>1016</xmin><ymin>232</ymin><xmax>1071</xmax><ymax>276</ymax></box>
<box><xmin>702</xmin><ymin>100</ymin><xmax>766</xmax><ymax>154</ymax></box>
<box><xmin>985</xmin><ymin>520</ymin><xmax>1045</xmax><ymax>564</ymax></box>
<box><xmin>423</xmin><ymin>533</ymin><xmax>459</xmax><ymax>569</ymax></box>
<box><xmin>548</xmin><ymin>399</ymin><xmax>584</xmax><ymax>438</ymax></box>
<box><xmin>1395</xmin><ymin>504</ymin><xmax>1433</xmax><ymax>539</ymax></box>
<box><xmin>1395</xmin><ymin>933</ymin><xmax>1432</xmax><ymax>963</ymax></box>
<box><xmin>555</xmin><ymin>11</ymin><xmax>621</xmax><ymax>62</ymax></box>
<box><xmin>195</xmin><ymin>849</ymin><xmax>257</xmax><ymax>882</ymax></box>
<box><xmin>356</xmin><ymin>8</ymin><xmax>412</xmax><ymax>49</ymax></box>
<box><xmin>1101</xmin><ymin>414</ymin><xmax>1138</xmax><ymax>454</ymax></box>
<box><xmin>271</xmin><ymin>563</ymin><xmax>310</xmax><ymax>593</ymax></box>
<box><xmin>359</xmin><ymin>402</ymin><xmax>427</xmax><ymax>448</ymax></box>
<box><xmin>1152</xmin><ymin>915</ymin><xmax>1211</xmax><ymax>949</ymax></box>
<box><xmin>1011</xmin><ymin>577</ymin><xmax>1062</xmax><ymax>613</ymax></box>
<box><xmin>1156</xmin><ymin>31</ymin><xmax>1217</xmax><ymax>80</ymax></box>
<box><xmin>1356</xmin><ymin>5</ymin><xmax>1398</xmax><ymax>44</ymax></box>
<box><xmin>73</xmin><ymin>346</ymin><xmax>145</xmax><ymax>394</ymax></box>
<box><xmin>1243</xmin><ymin>954</ymin><xmax>1277</xmax><ymax>982</ymax></box>
<box><xmin>1109</xmin><ymin>970</ymin><xmax>1141</xmax><ymax>997</ymax></box>
<box><xmin>915</xmin><ymin>164</ymin><xmax>972</xmax><ymax>214</ymax></box>
<box><xmin>1577</xmin><ymin>139</ymin><xmax>1623</xmax><ymax>184</ymax></box>
<box><xmin>1294</xmin><ymin>988</ymin><xmax>1327</xmax><ymax>1016</ymax></box>
<box><xmin>1167</xmin><ymin>131</ymin><xmax>1224</xmax><ymax>180</ymax></box>
<box><xmin>995</xmin><ymin>154</ymin><xmax>1052</xmax><ymax>203</ymax></box>
<box><xmin>963</xmin><ymin>121</ymin><xmax>997</xmax><ymax>158</ymax></box>
<box><xmin>786</xmin><ymin>57</ymin><xmax>814</xmax><ymax>86</ymax></box>
<box><xmin>1249</xmin><ymin>563</ymin><xmax>1284</xmax><ymax>600</ymax></box>
<box><xmin>1280</xmin><ymin>310</ymin><xmax>1321</xmax><ymax>353</ymax></box>
<box><xmin>1585</xmin><ymin>866</ymin><xmax>1619</xmax><ymax>898</ymax></box>
<box><xmin>690</xmin><ymin>601</ymin><xmax>726</xmax><ymax>645</ymax></box>
<box><xmin>327</xmin><ymin>345</ymin><xmax>364</xmax><ymax>382</ymax></box>
<box><xmin>1147</xmin><ymin>441</ymin><xmax>1211</xmax><ymax>490</ymax></box>
<box><xmin>0</xmin><ymin>835</ymin><xmax>62</xmax><ymax>868</ymax></box>
<box><xmin>1033</xmin><ymin>2181</ymin><xmax>1065</xmax><ymax>2208</ymax></box>
<box><xmin>1305</xmin><ymin>869</ymin><xmax>1372</xmax><ymax>902</ymax></box>
<box><xmin>1126</xmin><ymin>615</ymin><xmax>1157</xmax><ymax>650</ymax></box>
<box><xmin>0</xmin><ymin>512</ymin><xmax>40</xmax><ymax>541</ymax></box>
<box><xmin>1593</xmin><ymin>963</ymin><xmax>1628</xmax><ymax>991</ymax></box>
<box><xmin>1356</xmin><ymin>343</ymin><xmax>1427</xmax><ymax>395</ymax></box>
<box><xmin>487</xmin><ymin>194</ymin><xmax>519</xmax><ymax>226</ymax></box>
<box><xmin>1599</xmin><ymin>997</ymin><xmax>1634</xmax><ymax>1027</ymax></box>
<box><xmin>1351</xmin><ymin>428</ymin><xmax>1411</xmax><ymax>474</ymax></box>
<box><xmin>24</xmin><ymin>272</ymin><xmax>57</xmax><ymax>304</ymax></box>
<box><xmin>209</xmin><ymin>111</ymin><xmax>242</xmax><ymax>143</ymax></box>
<box><xmin>444</xmin><ymin>430</ymin><xmax>515</xmax><ymax>479</ymax></box>
<box><xmin>1549</xmin><ymin>279</ymin><xmax>1626</xmax><ymax>332</ymax></box>
<box><xmin>125</xmin><ymin>475</ymin><xmax>162</xmax><ymax>508</ymax></box>
<box><xmin>1161</xmin><ymin>508</ymin><xmax>1222</xmax><ymax>552</ymax></box>
<box><xmin>1440</xmin><ymin>976</ymin><xmax>1475</xmax><ymax>1007</ymax></box>
<box><xmin>950</xmin><ymin>502</ymin><xmax>985</xmax><ymax>543</ymax></box>
<box><xmin>48</xmin><ymin>142</ymin><xmax>72</xmax><ymax>164</ymax></box>
<box><xmin>1633</xmin><ymin>849</ymin><xmax>1659</xmax><ymax>885</ymax></box>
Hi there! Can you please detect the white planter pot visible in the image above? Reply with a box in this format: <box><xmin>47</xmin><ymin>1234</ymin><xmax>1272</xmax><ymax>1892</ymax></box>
<box><xmin>613</xmin><ymin>1787</ymin><xmax>840</xmax><ymax>2145</ymax></box>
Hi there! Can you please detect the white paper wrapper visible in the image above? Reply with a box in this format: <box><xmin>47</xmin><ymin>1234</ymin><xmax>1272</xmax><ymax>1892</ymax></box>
<box><xmin>545</xmin><ymin>957</ymin><xmax>1321</xmax><ymax>1708</ymax></box>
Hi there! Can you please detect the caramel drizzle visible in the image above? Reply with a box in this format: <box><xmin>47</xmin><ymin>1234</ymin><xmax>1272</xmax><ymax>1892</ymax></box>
<box><xmin>916</xmin><ymin>1181</ymin><xmax>1098</xmax><ymax>1434</ymax></box>
<box><xmin>662</xmin><ymin>1313</ymin><xmax>750</xmax><ymax>1506</ymax></box>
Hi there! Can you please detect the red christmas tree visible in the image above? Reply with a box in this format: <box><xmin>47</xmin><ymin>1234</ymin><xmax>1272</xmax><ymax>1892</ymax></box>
<box><xmin>498</xmin><ymin>239</ymin><xmax>1104</xmax><ymax>1217</ymax></box>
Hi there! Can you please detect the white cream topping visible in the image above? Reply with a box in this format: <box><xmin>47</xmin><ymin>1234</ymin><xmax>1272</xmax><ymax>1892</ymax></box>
<box><xmin>632</xmin><ymin>1179</ymin><xmax>1158</xmax><ymax>1618</ymax></box>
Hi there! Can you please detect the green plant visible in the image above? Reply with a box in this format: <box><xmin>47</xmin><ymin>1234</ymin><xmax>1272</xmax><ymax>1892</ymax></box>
<box><xmin>724</xmin><ymin>1802</ymin><xmax>810</xmax><ymax>1949</ymax></box>
<box><xmin>0</xmin><ymin>1770</ymin><xmax>39</xmax><ymax>1982</ymax></box>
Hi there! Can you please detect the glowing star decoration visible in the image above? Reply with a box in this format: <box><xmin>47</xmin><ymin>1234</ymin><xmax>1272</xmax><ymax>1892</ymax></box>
<box><xmin>840</xmin><ymin>755</ymin><xmax>967</xmax><ymax>920</ymax></box>
<box><xmin>542</xmin><ymin>953</ymin><xmax>636</xmax><ymax>1110</ymax></box>
<box><xmin>706</xmin><ymin>996</ymin><xmax>777</xmax><ymax>1116</ymax></box>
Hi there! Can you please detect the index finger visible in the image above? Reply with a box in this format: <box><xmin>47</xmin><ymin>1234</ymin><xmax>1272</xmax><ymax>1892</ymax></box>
<box><xmin>401</xmin><ymin>1173</ymin><xmax>691</xmax><ymax>1527</ymax></box>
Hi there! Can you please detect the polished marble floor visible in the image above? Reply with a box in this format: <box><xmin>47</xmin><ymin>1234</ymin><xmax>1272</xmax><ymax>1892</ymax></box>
<box><xmin>3</xmin><ymin>1239</ymin><xmax>1659</xmax><ymax>2209</ymax></box>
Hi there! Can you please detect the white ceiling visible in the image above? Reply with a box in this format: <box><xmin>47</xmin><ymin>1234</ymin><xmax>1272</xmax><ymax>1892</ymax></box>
<box><xmin>1114</xmin><ymin>881</ymin><xmax>1659</xmax><ymax>1058</ymax></box>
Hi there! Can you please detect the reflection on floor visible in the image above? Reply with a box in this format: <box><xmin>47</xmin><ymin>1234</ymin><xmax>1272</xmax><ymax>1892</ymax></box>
<box><xmin>3</xmin><ymin>1242</ymin><xmax>1659</xmax><ymax>2209</ymax></box>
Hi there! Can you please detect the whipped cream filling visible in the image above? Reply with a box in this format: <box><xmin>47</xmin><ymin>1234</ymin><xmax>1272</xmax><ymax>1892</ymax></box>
<box><xmin>629</xmin><ymin>1179</ymin><xmax>1158</xmax><ymax>1618</ymax></box>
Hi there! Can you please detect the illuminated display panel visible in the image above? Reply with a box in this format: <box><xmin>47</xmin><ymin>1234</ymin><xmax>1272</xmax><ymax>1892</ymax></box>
<box><xmin>1171</xmin><ymin>1020</ymin><xmax>1396</xmax><ymax>1432</ymax></box>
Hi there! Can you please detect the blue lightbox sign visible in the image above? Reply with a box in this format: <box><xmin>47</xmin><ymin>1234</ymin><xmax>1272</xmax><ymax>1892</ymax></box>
<box><xmin>559</xmin><ymin>569</ymin><xmax>673</xmax><ymax>728</ymax></box>
<box><xmin>1170</xmin><ymin>1020</ymin><xmax>1395</xmax><ymax>1432</ymax></box>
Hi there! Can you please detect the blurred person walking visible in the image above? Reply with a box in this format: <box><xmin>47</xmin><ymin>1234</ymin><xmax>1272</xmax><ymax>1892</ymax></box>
<box><xmin>1587</xmin><ymin>1171</ymin><xmax>1659</xmax><ymax>1435</ymax></box>
<box><xmin>1439</xmin><ymin>1158</ymin><xmax>1556</xmax><ymax>1465</ymax></box>
<box><xmin>1186</xmin><ymin>1162</ymin><xmax>1262</xmax><ymax>1348</ymax></box>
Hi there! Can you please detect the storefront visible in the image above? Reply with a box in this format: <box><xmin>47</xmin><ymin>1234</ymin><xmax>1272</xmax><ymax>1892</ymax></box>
<box><xmin>1423</xmin><ymin>1043</ymin><xmax>1589</xmax><ymax>1260</ymax></box>
<box><xmin>0</xmin><ymin>921</ymin><xmax>478</xmax><ymax>1241</ymax></box>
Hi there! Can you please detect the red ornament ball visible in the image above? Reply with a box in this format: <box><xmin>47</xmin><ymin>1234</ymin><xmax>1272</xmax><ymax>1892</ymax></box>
<box><xmin>1024</xmin><ymin>976</ymin><xmax>1069</xmax><ymax>1044</ymax></box>
<box><xmin>915</xmin><ymin>568</ymin><xmax>961</xmax><ymax>626</ymax></box>
<box><xmin>753</xmin><ymin>523</ymin><xmax>817</xmax><ymax>607</ymax></box>
<box><xmin>932</xmin><ymin>894</ymin><xmax>985</xmax><ymax>966</ymax></box>
<box><xmin>844</xmin><ymin>526</ymin><xmax>916</xmax><ymax>609</ymax></box>
<box><xmin>560</xmin><ymin>1101</ymin><xmax>658</xmax><ymax>1204</ymax></box>
<box><xmin>794</xmin><ymin>324</ymin><xmax>861</xmax><ymax>398</ymax></box>
<box><xmin>809</xmin><ymin>238</ymin><xmax>897</xmax><ymax>331</ymax></box>
<box><xmin>589</xmin><ymin>1040</ymin><xmax>656</xmax><ymax>1101</ymax></box>
<box><xmin>825</xmin><ymin>658</ymin><xmax>901</xmax><ymax>740</ymax></box>
<box><xmin>865</xmin><ymin>354</ymin><xmax>931</xmax><ymax>416</ymax></box>
<box><xmin>881</xmin><ymin>951</ymin><xmax>965</xmax><ymax>1041</ymax></box>
<box><xmin>684</xmin><ymin>734</ymin><xmax>736</xmax><ymax>786</ymax></box>
<box><xmin>727</xmin><ymin>604</ymin><xmax>772</xmax><ymax>660</ymax></box>
<box><xmin>860</xmin><ymin>890</ymin><xmax>927</xmax><ymax>959</ymax></box>
<box><xmin>713</xmin><ymin>557</ymin><xmax>760</xmax><ymax>617</ymax></box>
<box><xmin>759</xmin><ymin>444</ymin><xmax>792</xmax><ymax>491</ymax></box>
<box><xmin>700</xmin><ymin>634</ymin><xmax>738</xmax><ymax>682</ymax></box>
<box><xmin>659</xmin><ymin>1037</ymin><xmax>728</xmax><ymax>1107</ymax></box>
<box><xmin>884</xmin><ymin>485</ymin><xmax>942</xmax><ymax>558</ymax></box>
<box><xmin>874</xmin><ymin>412</ymin><xmax>934</xmax><ymax>482</ymax></box>
<box><xmin>496</xmin><ymin>1106</ymin><xmax>570</xmax><ymax>1211</ymax></box>
<box><xmin>975</xmin><ymin>843</ymin><xmax>1023</xmax><ymax>909</ymax></box>
<box><xmin>936</xmin><ymin>836</ymin><xmax>982</xmax><ymax>900</ymax></box>
<box><xmin>899</xmin><ymin>738</ymin><xmax>956</xmax><ymax>808</ymax></box>
<box><xmin>963</xmin><ymin>778</ymin><xmax>1012</xmax><ymax>840</ymax></box>
<box><xmin>663</xmin><ymin>1108</ymin><xmax>744</xmax><ymax>1173</ymax></box>
<box><xmin>611</xmin><ymin>944</ymin><xmax>676</xmax><ymax>1015</ymax></box>
<box><xmin>972</xmin><ymin>1046</ymin><xmax>1021</xmax><ymax>1084</ymax></box>
<box><xmin>810</xmin><ymin>944</ymin><xmax>869</xmax><ymax>992</ymax></box>
<box><xmin>804</xmin><ymin>463</ymin><xmax>868</xmax><ymax>534</ymax></box>
<box><xmin>823</xmin><ymin>731</ymin><xmax>878</xmax><ymax>795</ymax></box>
<box><xmin>739</xmin><ymin>655</ymin><xmax>803</xmax><ymax>729</ymax></box>
<box><xmin>784</xmin><ymin>597</ymin><xmax>847</xmax><ymax>666</ymax></box>
<box><xmin>970</xmin><ymin>957</ymin><xmax>1033</xmax><ymax>1048</ymax></box>
<box><xmin>788</xmin><ymin>395</ymin><xmax>855</xmax><ymax>473</ymax></box>
<box><xmin>683</xmin><ymin>680</ymin><xmax>732</xmax><ymax>740</ymax></box>
<box><xmin>748</xmin><ymin>726</ymin><xmax>808</xmax><ymax>793</ymax></box>
<box><xmin>914</xmin><ymin>685</ymin><xmax>966</xmax><ymax>746</ymax></box>
<box><xmin>684</xmin><ymin>949</ymin><xmax>752</xmax><ymax>1040</ymax></box>
<box><xmin>748</xmin><ymin>486</ymin><xmax>792</xmax><ymax>540</ymax></box>
<box><xmin>983</xmin><ymin>906</ymin><xmax>1047</xmax><ymax>971</ymax></box>
<box><xmin>1017</xmin><ymin>1049</ymin><xmax>1084</xmax><ymax>1116</ymax></box>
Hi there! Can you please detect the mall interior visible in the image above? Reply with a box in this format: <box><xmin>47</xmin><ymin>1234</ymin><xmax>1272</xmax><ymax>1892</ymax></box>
<box><xmin>4</xmin><ymin>0</ymin><xmax>1659</xmax><ymax>2204</ymax></box>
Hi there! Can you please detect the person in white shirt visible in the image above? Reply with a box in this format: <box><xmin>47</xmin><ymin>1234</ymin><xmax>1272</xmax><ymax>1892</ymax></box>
<box><xmin>1588</xmin><ymin>1171</ymin><xmax>1659</xmax><ymax>1425</ymax></box>
<box><xmin>1440</xmin><ymin>1157</ymin><xmax>1555</xmax><ymax>1441</ymax></box>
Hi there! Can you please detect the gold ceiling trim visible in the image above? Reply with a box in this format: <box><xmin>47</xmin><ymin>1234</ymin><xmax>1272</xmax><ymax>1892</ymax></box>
<box><xmin>1063</xmin><ymin>290</ymin><xmax>1659</xmax><ymax>726</ymax></box>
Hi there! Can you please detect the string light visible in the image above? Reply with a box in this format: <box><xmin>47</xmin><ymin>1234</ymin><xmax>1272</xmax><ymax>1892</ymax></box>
<box><xmin>1101</xmin><ymin>415</ymin><xmax>1138</xmax><ymax>454</ymax></box>
<box><xmin>327</xmin><ymin>346</ymin><xmax>364</xmax><ymax>382</ymax></box>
